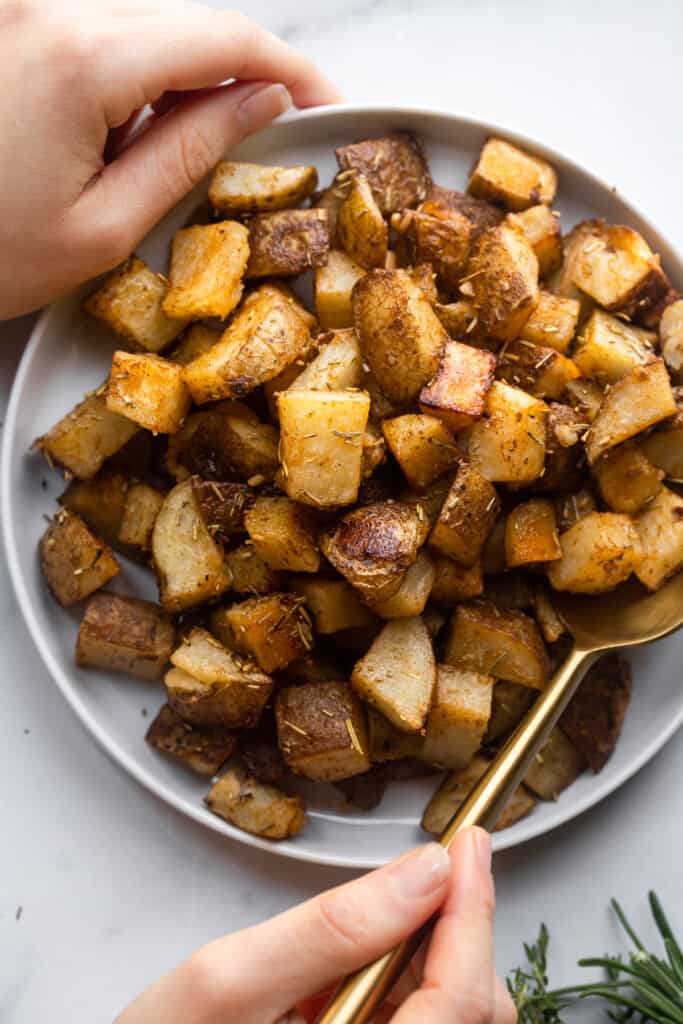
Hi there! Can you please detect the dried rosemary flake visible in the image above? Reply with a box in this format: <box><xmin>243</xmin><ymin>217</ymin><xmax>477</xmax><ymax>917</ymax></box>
<box><xmin>345</xmin><ymin>718</ymin><xmax>363</xmax><ymax>755</ymax></box>
<box><xmin>283</xmin><ymin>719</ymin><xmax>309</xmax><ymax>738</ymax></box>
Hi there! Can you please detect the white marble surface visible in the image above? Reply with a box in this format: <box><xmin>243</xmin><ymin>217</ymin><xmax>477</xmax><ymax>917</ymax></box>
<box><xmin>2</xmin><ymin>1</ymin><xmax>683</xmax><ymax>1020</ymax></box>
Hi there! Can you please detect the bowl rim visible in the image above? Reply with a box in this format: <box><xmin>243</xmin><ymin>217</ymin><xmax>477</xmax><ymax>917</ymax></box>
<box><xmin>3</xmin><ymin>101</ymin><xmax>683</xmax><ymax>869</ymax></box>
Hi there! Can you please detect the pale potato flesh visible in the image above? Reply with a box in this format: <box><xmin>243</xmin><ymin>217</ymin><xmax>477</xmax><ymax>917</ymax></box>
<box><xmin>634</xmin><ymin>487</ymin><xmax>683</xmax><ymax>590</ymax></box>
<box><xmin>208</xmin><ymin>161</ymin><xmax>318</xmax><ymax>215</ymax></box>
<box><xmin>421</xmin><ymin>665</ymin><xmax>493</xmax><ymax>770</ymax></box>
<box><xmin>547</xmin><ymin>511</ymin><xmax>641</xmax><ymax>594</ymax></box>
<box><xmin>287</xmin><ymin>328</ymin><xmax>363</xmax><ymax>392</ymax></box>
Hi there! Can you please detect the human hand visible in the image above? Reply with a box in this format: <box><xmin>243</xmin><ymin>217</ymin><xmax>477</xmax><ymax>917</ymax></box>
<box><xmin>116</xmin><ymin>827</ymin><xmax>516</xmax><ymax>1024</ymax></box>
<box><xmin>0</xmin><ymin>0</ymin><xmax>339</xmax><ymax>319</ymax></box>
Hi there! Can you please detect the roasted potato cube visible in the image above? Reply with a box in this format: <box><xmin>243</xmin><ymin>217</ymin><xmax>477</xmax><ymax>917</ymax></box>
<box><xmin>118</xmin><ymin>482</ymin><xmax>164</xmax><ymax>551</ymax></box>
<box><xmin>531</xmin><ymin>582</ymin><xmax>566</xmax><ymax>644</ymax></box>
<box><xmin>467</xmin><ymin>221</ymin><xmax>539</xmax><ymax>341</ymax></box>
<box><xmin>322</xmin><ymin>501</ymin><xmax>430</xmax><ymax>603</ymax></box>
<box><xmin>84</xmin><ymin>256</ymin><xmax>186</xmax><ymax>352</ymax></box>
<box><xmin>226</xmin><ymin>593</ymin><xmax>312</xmax><ymax>672</ymax></box>
<box><xmin>382</xmin><ymin>414</ymin><xmax>459</xmax><ymax>491</ymax></box>
<box><xmin>569</xmin><ymin>220</ymin><xmax>668</xmax><ymax>317</ymax></box>
<box><xmin>290</xmin><ymin>576</ymin><xmax>376</xmax><ymax>633</ymax></box>
<box><xmin>445</xmin><ymin>600</ymin><xmax>550</xmax><ymax>689</ymax></box>
<box><xmin>419</xmin><ymin>340</ymin><xmax>496</xmax><ymax>432</ymax></box>
<box><xmin>276</xmin><ymin>681</ymin><xmax>370</xmax><ymax>781</ymax></box>
<box><xmin>351</xmin><ymin>616</ymin><xmax>436</xmax><ymax>732</ymax></box>
<box><xmin>554</xmin><ymin>487</ymin><xmax>598</xmax><ymax>532</ymax></box>
<box><xmin>496</xmin><ymin>339</ymin><xmax>579</xmax><ymax>400</ymax></box>
<box><xmin>39</xmin><ymin>510</ymin><xmax>119</xmax><ymax>607</ymax></box>
<box><xmin>367</xmin><ymin>708</ymin><xmax>424</xmax><ymax>762</ymax></box>
<box><xmin>524</xmin><ymin>727</ymin><xmax>584</xmax><ymax>800</ymax></box>
<box><xmin>369</xmin><ymin>550</ymin><xmax>436</xmax><ymax>619</ymax></box>
<box><xmin>107</xmin><ymin>351</ymin><xmax>190</xmax><ymax>434</ymax></box>
<box><xmin>315</xmin><ymin>250</ymin><xmax>366</xmax><ymax>329</ymax></box>
<box><xmin>638</xmin><ymin>417</ymin><xmax>683</xmax><ymax>479</ymax></box>
<box><xmin>208</xmin><ymin>161</ymin><xmax>317</xmax><ymax>215</ymax></box>
<box><xmin>244</xmin><ymin>497</ymin><xmax>320</xmax><ymax>573</ymax></box>
<box><xmin>169</xmin><ymin>323</ymin><xmax>221</xmax><ymax>366</ymax></box>
<box><xmin>592</xmin><ymin>443</ymin><xmax>663</xmax><ymax>514</ymax></box>
<box><xmin>353</xmin><ymin>270</ymin><xmax>447</xmax><ymax>404</ymax></box>
<box><xmin>335</xmin><ymin>133</ymin><xmax>430</xmax><ymax>215</ymax></box>
<box><xmin>483</xmin><ymin>572</ymin><xmax>533</xmax><ymax>610</ymax></box>
<box><xmin>547</xmin><ymin>511</ymin><xmax>641</xmax><ymax>593</ymax></box>
<box><xmin>223</xmin><ymin>544</ymin><xmax>283</xmax><ymax>595</ymax></box>
<box><xmin>240</xmin><ymin>735</ymin><xmax>287</xmax><ymax>786</ymax></box>
<box><xmin>466</xmin><ymin>382</ymin><xmax>548</xmax><ymax>484</ymax></box>
<box><xmin>634</xmin><ymin>486</ymin><xmax>683</xmax><ymax>590</ymax></box>
<box><xmin>430</xmin><ymin>557</ymin><xmax>484</xmax><ymax>605</ymax></box>
<box><xmin>168</xmin><ymin>627</ymin><xmax>272</xmax><ymax>727</ymax></box>
<box><xmin>152</xmin><ymin>479</ymin><xmax>231</xmax><ymax>612</ymax></box>
<box><xmin>519</xmin><ymin>290</ymin><xmax>579</xmax><ymax>353</ymax></box>
<box><xmin>421</xmin><ymin>665</ymin><xmax>493</xmax><ymax>770</ymax></box>
<box><xmin>191</xmin><ymin>479</ymin><xmax>253</xmax><ymax>545</ymax></box>
<box><xmin>337</xmin><ymin>173</ymin><xmax>388</xmax><ymax>269</ymax></box>
<box><xmin>162</xmin><ymin>221</ymin><xmax>249</xmax><ymax>320</ymax></box>
<box><xmin>560</xmin><ymin>652</ymin><xmax>631</xmax><ymax>772</ymax></box>
<box><xmin>585</xmin><ymin>359</ymin><xmax>677</xmax><ymax>464</ymax></box>
<box><xmin>146</xmin><ymin>704</ymin><xmax>236</xmax><ymax>777</ymax></box>
<box><xmin>468</xmin><ymin>138</ymin><xmax>557</xmax><ymax>211</ymax></box>
<box><xmin>245</xmin><ymin>208</ymin><xmax>329</xmax><ymax>278</ymax></box>
<box><xmin>505</xmin><ymin>498</ymin><xmax>561</xmax><ymax>568</ymax></box>
<box><xmin>288</xmin><ymin>328</ymin><xmax>363</xmax><ymax>392</ymax></box>
<box><xmin>422</xmin><ymin>755</ymin><xmax>536</xmax><ymax>835</ymax></box>
<box><xmin>35</xmin><ymin>389</ymin><xmax>139</xmax><ymax>480</ymax></box>
<box><xmin>535</xmin><ymin>403</ymin><xmax>585</xmax><ymax>494</ymax></box>
<box><xmin>392</xmin><ymin>200</ymin><xmax>472</xmax><ymax>291</ymax></box>
<box><xmin>76</xmin><ymin>592</ymin><xmax>174</xmax><ymax>679</ymax></box>
<box><xmin>360</xmin><ymin>422</ymin><xmax>387</xmax><ymax>479</ymax></box>
<box><xmin>485</xmin><ymin>680</ymin><xmax>535</xmax><ymax>742</ymax></box>
<box><xmin>311</xmin><ymin>176</ymin><xmax>350</xmax><ymax>246</ymax></box>
<box><xmin>513</xmin><ymin>205</ymin><xmax>562</xmax><ymax>276</ymax></box>
<box><xmin>179</xmin><ymin>407</ymin><xmax>279</xmax><ymax>482</ymax></box>
<box><xmin>206</xmin><ymin>765</ymin><xmax>306</xmax><ymax>840</ymax></box>
<box><xmin>659</xmin><ymin>298</ymin><xmax>683</xmax><ymax>373</ymax></box>
<box><xmin>433</xmin><ymin>298</ymin><xmax>477</xmax><ymax>337</ymax></box>
<box><xmin>60</xmin><ymin>466</ymin><xmax>129</xmax><ymax>545</ymax></box>
<box><xmin>574</xmin><ymin>310</ymin><xmax>657</xmax><ymax>385</ymax></box>
<box><xmin>277</xmin><ymin>389</ymin><xmax>370</xmax><ymax>508</ymax></box>
<box><xmin>481</xmin><ymin>516</ymin><xmax>507</xmax><ymax>574</ymax></box>
<box><xmin>564</xmin><ymin>377</ymin><xmax>604</xmax><ymax>424</ymax></box>
<box><xmin>255</xmin><ymin>280</ymin><xmax>318</xmax><ymax>332</ymax></box>
<box><xmin>546</xmin><ymin>221</ymin><xmax>597</xmax><ymax>313</ymax></box>
<box><xmin>424</xmin><ymin>185</ymin><xmax>504</xmax><ymax>233</ymax></box>
<box><xmin>428</xmin><ymin>463</ymin><xmax>500</xmax><ymax>567</ymax></box>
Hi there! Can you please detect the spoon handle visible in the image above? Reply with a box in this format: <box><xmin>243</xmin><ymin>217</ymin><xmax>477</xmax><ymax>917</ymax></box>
<box><xmin>316</xmin><ymin>643</ymin><xmax>596</xmax><ymax>1024</ymax></box>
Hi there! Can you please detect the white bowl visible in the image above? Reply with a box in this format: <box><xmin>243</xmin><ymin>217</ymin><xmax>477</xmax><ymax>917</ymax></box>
<box><xmin>3</xmin><ymin>104</ymin><xmax>683</xmax><ymax>869</ymax></box>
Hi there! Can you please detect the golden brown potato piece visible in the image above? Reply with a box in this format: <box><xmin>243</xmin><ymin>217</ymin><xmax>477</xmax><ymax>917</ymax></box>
<box><xmin>322</xmin><ymin>500</ymin><xmax>430</xmax><ymax>603</ymax></box>
<box><xmin>428</xmin><ymin>463</ymin><xmax>500</xmax><ymax>567</ymax></box>
<box><xmin>524</xmin><ymin>727</ymin><xmax>585</xmax><ymax>800</ymax></box>
<box><xmin>162</xmin><ymin>221</ymin><xmax>250</xmax><ymax>320</ymax></box>
<box><xmin>467</xmin><ymin>220</ymin><xmax>539</xmax><ymax>341</ymax></box>
<box><xmin>547</xmin><ymin>511</ymin><xmax>641</xmax><ymax>594</ymax></box>
<box><xmin>277</xmin><ymin>388</ymin><xmax>370</xmax><ymax>508</ymax></box>
<box><xmin>485</xmin><ymin>680</ymin><xmax>535</xmax><ymax>743</ymax></box>
<box><xmin>554</xmin><ymin>487</ymin><xmax>598</xmax><ymax>532</ymax></box>
<box><xmin>531</xmin><ymin>581</ymin><xmax>566</xmax><ymax>644</ymax></box>
<box><xmin>311</xmin><ymin>176</ymin><xmax>351</xmax><ymax>246</ymax></box>
<box><xmin>208</xmin><ymin>161</ymin><xmax>317</xmax><ymax>215</ymax></box>
<box><xmin>573</xmin><ymin>310</ymin><xmax>657</xmax><ymax>385</ymax></box>
<box><xmin>60</xmin><ymin>466</ymin><xmax>129</xmax><ymax>545</ymax></box>
<box><xmin>560</xmin><ymin>652</ymin><xmax>631</xmax><ymax>772</ymax></box>
<box><xmin>169</xmin><ymin>323</ymin><xmax>221</xmax><ymax>366</ymax></box>
<box><xmin>422</xmin><ymin>754</ymin><xmax>536</xmax><ymax>835</ymax></box>
<box><xmin>445</xmin><ymin>600</ymin><xmax>550</xmax><ymax>689</ymax></box>
<box><xmin>468</xmin><ymin>138</ymin><xmax>557</xmax><ymax>211</ymax></box>
<box><xmin>178</xmin><ymin>407</ymin><xmax>279</xmax><ymax>482</ymax></box>
<box><xmin>513</xmin><ymin>205</ymin><xmax>562</xmax><ymax>276</ymax></box>
<box><xmin>118</xmin><ymin>482</ymin><xmax>164</xmax><ymax>552</ymax></box>
<box><xmin>206</xmin><ymin>765</ymin><xmax>306</xmax><ymax>839</ymax></box>
<box><xmin>107</xmin><ymin>351</ymin><xmax>191</xmax><ymax>434</ymax></box>
<box><xmin>367</xmin><ymin>708</ymin><xmax>424</xmax><ymax>762</ymax></box>
<box><xmin>351</xmin><ymin>615</ymin><xmax>435</xmax><ymax>732</ymax></box>
<box><xmin>352</xmin><ymin>270</ymin><xmax>447</xmax><ymax>404</ymax></box>
<box><xmin>276</xmin><ymin>681</ymin><xmax>371</xmax><ymax>781</ymax></box>
<box><xmin>223</xmin><ymin>544</ymin><xmax>283</xmax><ymax>596</ymax></box>
<box><xmin>430</xmin><ymin>557</ymin><xmax>484</xmax><ymax>605</ymax></box>
<box><xmin>291</xmin><ymin>576</ymin><xmax>376</xmax><ymax>634</ymax></box>
<box><xmin>152</xmin><ymin>479</ymin><xmax>231</xmax><ymax>612</ymax></box>
<box><xmin>382</xmin><ymin>414</ymin><xmax>459</xmax><ymax>491</ymax></box>
<box><xmin>288</xmin><ymin>328</ymin><xmax>363</xmax><ymax>392</ymax></box>
<box><xmin>519</xmin><ymin>291</ymin><xmax>579</xmax><ymax>354</ymax></box>
<box><xmin>433</xmin><ymin>299</ymin><xmax>477</xmax><ymax>338</ymax></box>
<box><xmin>496</xmin><ymin>340</ymin><xmax>579</xmax><ymax>400</ymax></box>
<box><xmin>244</xmin><ymin>497</ymin><xmax>320</xmax><ymax>573</ymax></box>
<box><xmin>419</xmin><ymin>340</ymin><xmax>496</xmax><ymax>432</ymax></box>
<box><xmin>245</xmin><ymin>209</ymin><xmax>329</xmax><ymax>278</ymax></box>
<box><xmin>564</xmin><ymin>378</ymin><xmax>605</xmax><ymax>425</ymax></box>
<box><xmin>505</xmin><ymin>499</ymin><xmax>561</xmax><ymax>568</ymax></box>
<box><xmin>421</xmin><ymin>665</ymin><xmax>493</xmax><ymax>770</ymax></box>
<box><xmin>146</xmin><ymin>704</ymin><xmax>236</xmax><ymax>777</ymax></box>
<box><xmin>659</xmin><ymin>298</ymin><xmax>683</xmax><ymax>373</ymax></box>
<box><xmin>35</xmin><ymin>388</ymin><xmax>139</xmax><ymax>480</ymax></box>
<box><xmin>466</xmin><ymin>381</ymin><xmax>547</xmax><ymax>484</ymax></box>
<box><xmin>226</xmin><ymin>593</ymin><xmax>313</xmax><ymax>672</ymax></box>
<box><xmin>191</xmin><ymin>479</ymin><xmax>253</xmax><ymax>545</ymax></box>
<box><xmin>369</xmin><ymin>550</ymin><xmax>436</xmax><ymax>619</ymax></box>
<box><xmin>39</xmin><ymin>510</ymin><xmax>120</xmax><ymax>607</ymax></box>
<box><xmin>76</xmin><ymin>592</ymin><xmax>174</xmax><ymax>680</ymax></box>
<box><xmin>360</xmin><ymin>422</ymin><xmax>387</xmax><ymax>479</ymax></box>
<box><xmin>535</xmin><ymin>403</ymin><xmax>585</xmax><ymax>494</ymax></box>
<box><xmin>337</xmin><ymin>174</ymin><xmax>388</xmax><ymax>269</ymax></box>
<box><xmin>592</xmin><ymin>443</ymin><xmax>663</xmax><ymax>514</ymax></box>
<box><xmin>335</xmin><ymin>133</ymin><xmax>430</xmax><ymax>215</ymax></box>
<box><xmin>634</xmin><ymin>486</ymin><xmax>683</xmax><ymax>590</ymax></box>
<box><xmin>315</xmin><ymin>250</ymin><xmax>366</xmax><ymax>329</ymax></box>
<box><xmin>392</xmin><ymin>200</ymin><xmax>472</xmax><ymax>291</ymax></box>
<box><xmin>84</xmin><ymin>256</ymin><xmax>186</xmax><ymax>352</ymax></box>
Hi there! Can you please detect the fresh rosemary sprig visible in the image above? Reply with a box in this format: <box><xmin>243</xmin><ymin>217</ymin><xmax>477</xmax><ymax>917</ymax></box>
<box><xmin>506</xmin><ymin>923</ymin><xmax>571</xmax><ymax>1023</ymax></box>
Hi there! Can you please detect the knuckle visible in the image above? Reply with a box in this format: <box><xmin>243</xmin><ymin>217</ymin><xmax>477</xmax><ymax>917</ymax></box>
<box><xmin>176</xmin><ymin>124</ymin><xmax>219</xmax><ymax>192</ymax></box>
<box><xmin>316</xmin><ymin>889</ymin><xmax>369</xmax><ymax>956</ymax></box>
<box><xmin>181</xmin><ymin>948</ymin><xmax>230</xmax><ymax>1014</ymax></box>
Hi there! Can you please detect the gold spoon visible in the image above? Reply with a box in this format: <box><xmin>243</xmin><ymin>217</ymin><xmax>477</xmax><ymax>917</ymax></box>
<box><xmin>317</xmin><ymin>571</ymin><xmax>683</xmax><ymax>1024</ymax></box>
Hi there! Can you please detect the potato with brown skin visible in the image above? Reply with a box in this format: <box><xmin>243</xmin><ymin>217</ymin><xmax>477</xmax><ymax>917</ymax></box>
<box><xmin>245</xmin><ymin>208</ymin><xmax>329</xmax><ymax>278</ymax></box>
<box><xmin>35</xmin><ymin>388</ymin><xmax>139</xmax><ymax>480</ymax></box>
<box><xmin>162</xmin><ymin>221</ymin><xmax>250</xmax><ymax>320</ymax></box>
<box><xmin>428</xmin><ymin>463</ymin><xmax>500</xmax><ymax>568</ymax></box>
<box><xmin>419</xmin><ymin>340</ymin><xmax>496</xmax><ymax>432</ymax></box>
<box><xmin>659</xmin><ymin>298</ymin><xmax>683</xmax><ymax>374</ymax></box>
<box><xmin>225</xmin><ymin>593</ymin><xmax>313</xmax><ymax>673</ymax></box>
<box><xmin>337</xmin><ymin>174</ymin><xmax>388</xmax><ymax>269</ymax></box>
<box><xmin>485</xmin><ymin>681</ymin><xmax>535</xmax><ymax>743</ymax></box>
<box><xmin>634</xmin><ymin>486</ymin><xmax>683</xmax><ymax>590</ymax></box>
<box><xmin>513</xmin><ymin>205</ymin><xmax>562</xmax><ymax>276</ymax></box>
<box><xmin>191</xmin><ymin>479</ymin><xmax>253</xmax><ymax>545</ymax></box>
<box><xmin>592</xmin><ymin>443</ymin><xmax>663</xmax><ymax>514</ymax></box>
<box><xmin>40</xmin><ymin>510</ymin><xmax>120</xmax><ymax>607</ymax></box>
<box><xmin>519</xmin><ymin>291</ymin><xmax>579</xmax><ymax>353</ymax></box>
<box><xmin>276</xmin><ymin>681</ymin><xmax>371</xmax><ymax>782</ymax></box>
<box><xmin>382</xmin><ymin>414</ymin><xmax>459</xmax><ymax>491</ymax></box>
<box><xmin>430</xmin><ymin>557</ymin><xmax>484</xmax><ymax>606</ymax></box>
<box><xmin>524</xmin><ymin>727</ymin><xmax>585</xmax><ymax>800</ymax></box>
<box><xmin>547</xmin><ymin>511</ymin><xmax>641</xmax><ymax>594</ymax></box>
<box><xmin>117</xmin><ymin>483</ymin><xmax>164</xmax><ymax>553</ymax></box>
<box><xmin>335</xmin><ymin>133</ymin><xmax>431</xmax><ymax>215</ymax></box>
<box><xmin>206</xmin><ymin>765</ymin><xmax>306</xmax><ymax>840</ymax></box>
<box><xmin>392</xmin><ymin>200</ymin><xmax>472</xmax><ymax>291</ymax></box>
<box><xmin>505</xmin><ymin>499</ymin><xmax>562</xmax><ymax>569</ymax></box>
<box><xmin>240</xmin><ymin>736</ymin><xmax>286</xmax><ymax>786</ymax></box>
<box><xmin>467</xmin><ymin>220</ymin><xmax>539</xmax><ymax>341</ymax></box>
<box><xmin>445</xmin><ymin>600</ymin><xmax>550</xmax><ymax>689</ymax></box>
<box><xmin>468</xmin><ymin>138</ymin><xmax>557</xmax><ymax>211</ymax></box>
<box><xmin>496</xmin><ymin>340</ymin><xmax>579</xmax><ymax>400</ymax></box>
<box><xmin>244</xmin><ymin>497</ymin><xmax>320</xmax><ymax>573</ymax></box>
<box><xmin>179</xmin><ymin>408</ymin><xmax>279</xmax><ymax>482</ymax></box>
<box><xmin>315</xmin><ymin>251</ymin><xmax>366</xmax><ymax>329</ymax></box>
<box><xmin>367</xmin><ymin>708</ymin><xmax>424</xmax><ymax>763</ymax></box>
<box><xmin>222</xmin><ymin>545</ymin><xmax>283</xmax><ymax>596</ymax></box>
<box><xmin>560</xmin><ymin>652</ymin><xmax>632</xmax><ymax>773</ymax></box>
<box><xmin>107</xmin><ymin>351</ymin><xmax>191</xmax><ymax>435</ymax></box>
<box><xmin>169</xmin><ymin>323</ymin><xmax>221</xmax><ymax>366</ymax></box>
<box><xmin>465</xmin><ymin>381</ymin><xmax>548</xmax><ymax>484</ymax></box>
<box><xmin>422</xmin><ymin>754</ymin><xmax>536</xmax><ymax>835</ymax></box>
<box><xmin>421</xmin><ymin>665</ymin><xmax>493</xmax><ymax>771</ymax></box>
<box><xmin>146</xmin><ymin>704</ymin><xmax>237</xmax><ymax>777</ymax></box>
<box><xmin>290</xmin><ymin>577</ymin><xmax>376</xmax><ymax>634</ymax></box>
<box><xmin>208</xmin><ymin>161</ymin><xmax>318</xmax><ymax>215</ymax></box>
<box><xmin>76</xmin><ymin>592</ymin><xmax>174</xmax><ymax>680</ymax></box>
<box><xmin>369</xmin><ymin>550</ymin><xmax>436</xmax><ymax>619</ymax></box>
<box><xmin>60</xmin><ymin>466</ymin><xmax>129</xmax><ymax>545</ymax></box>
<box><xmin>535</xmin><ymin>404</ymin><xmax>585</xmax><ymax>494</ymax></box>
<box><xmin>424</xmin><ymin>186</ymin><xmax>503</xmax><ymax>235</ymax></box>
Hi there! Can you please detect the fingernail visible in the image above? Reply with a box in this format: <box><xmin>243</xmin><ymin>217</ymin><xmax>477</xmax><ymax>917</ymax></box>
<box><xmin>239</xmin><ymin>83</ymin><xmax>292</xmax><ymax>132</ymax></box>
<box><xmin>471</xmin><ymin>827</ymin><xmax>492</xmax><ymax>872</ymax></box>
<box><xmin>388</xmin><ymin>843</ymin><xmax>450</xmax><ymax>899</ymax></box>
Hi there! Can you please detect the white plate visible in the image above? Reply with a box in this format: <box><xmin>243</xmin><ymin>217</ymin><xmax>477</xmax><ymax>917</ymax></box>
<box><xmin>3</xmin><ymin>104</ymin><xmax>683</xmax><ymax>869</ymax></box>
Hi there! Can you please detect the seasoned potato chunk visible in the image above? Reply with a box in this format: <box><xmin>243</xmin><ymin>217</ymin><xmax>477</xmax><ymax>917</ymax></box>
<box><xmin>244</xmin><ymin>497</ymin><xmax>320</xmax><ymax>573</ymax></box>
<box><xmin>351</xmin><ymin>616</ymin><xmax>436</xmax><ymax>732</ymax></box>
<box><xmin>315</xmin><ymin>250</ymin><xmax>366</xmax><ymax>329</ymax></box>
<box><xmin>428</xmin><ymin>463</ymin><xmax>500</xmax><ymax>567</ymax></box>
<box><xmin>118</xmin><ymin>482</ymin><xmax>164</xmax><ymax>551</ymax></box>
<box><xmin>430</xmin><ymin>557</ymin><xmax>484</xmax><ymax>605</ymax></box>
<box><xmin>337</xmin><ymin>173</ymin><xmax>388</xmax><ymax>269</ymax></box>
<box><xmin>290</xmin><ymin>576</ymin><xmax>376</xmax><ymax>633</ymax></box>
<box><xmin>76</xmin><ymin>592</ymin><xmax>174</xmax><ymax>679</ymax></box>
<box><xmin>569</xmin><ymin>220</ymin><xmax>668</xmax><ymax>317</ymax></box>
<box><xmin>382</xmin><ymin>414</ymin><xmax>459</xmax><ymax>491</ymax></box>
<box><xmin>505</xmin><ymin>498</ymin><xmax>561</xmax><ymax>568</ymax></box>
<box><xmin>422</xmin><ymin>754</ymin><xmax>536</xmax><ymax>835</ymax></box>
<box><xmin>585</xmin><ymin>359</ymin><xmax>677</xmax><ymax>464</ymax></box>
<box><xmin>531</xmin><ymin>581</ymin><xmax>566</xmax><ymax>643</ymax></box>
<box><xmin>419</xmin><ymin>340</ymin><xmax>496</xmax><ymax>431</ymax></box>
<box><xmin>84</xmin><ymin>256</ymin><xmax>186</xmax><ymax>352</ymax></box>
<box><xmin>554</xmin><ymin>487</ymin><xmax>598</xmax><ymax>532</ymax></box>
<box><xmin>466</xmin><ymin>382</ymin><xmax>547</xmax><ymax>484</ymax></box>
<box><xmin>277</xmin><ymin>389</ymin><xmax>370</xmax><ymax>508</ymax></box>
<box><xmin>206</xmin><ymin>765</ymin><xmax>306</xmax><ymax>839</ymax></box>
<box><xmin>162</xmin><ymin>221</ymin><xmax>249</xmax><ymax>320</ymax></box>
<box><xmin>468</xmin><ymin>221</ymin><xmax>539</xmax><ymax>341</ymax></box>
<box><xmin>496</xmin><ymin>339</ymin><xmax>579</xmax><ymax>400</ymax></box>
<box><xmin>226</xmin><ymin>593</ymin><xmax>312</xmax><ymax>672</ymax></box>
<box><xmin>177</xmin><ymin>407</ymin><xmax>279</xmax><ymax>482</ymax></box>
<box><xmin>146</xmin><ymin>704</ymin><xmax>236</xmax><ymax>777</ymax></box>
<box><xmin>638</xmin><ymin>416</ymin><xmax>683</xmax><ymax>479</ymax></box>
<box><xmin>513</xmin><ymin>205</ymin><xmax>562</xmax><ymax>276</ymax></box>
<box><xmin>634</xmin><ymin>486</ymin><xmax>683</xmax><ymax>590</ymax></box>
<box><xmin>39</xmin><ymin>510</ymin><xmax>119</xmax><ymax>607</ymax></box>
<box><xmin>574</xmin><ymin>310</ymin><xmax>656</xmax><ymax>384</ymax></box>
<box><xmin>208</xmin><ymin>161</ymin><xmax>317</xmax><ymax>215</ymax></box>
<box><xmin>369</xmin><ymin>550</ymin><xmax>436</xmax><ymax>619</ymax></box>
<box><xmin>169</xmin><ymin>323</ymin><xmax>221</xmax><ymax>366</ymax></box>
<box><xmin>392</xmin><ymin>200</ymin><xmax>472</xmax><ymax>291</ymax></box>
<box><xmin>535</xmin><ymin>403</ymin><xmax>585</xmax><ymax>494</ymax></box>
<box><xmin>60</xmin><ymin>466</ymin><xmax>129</xmax><ymax>545</ymax></box>
<box><xmin>421</xmin><ymin>665</ymin><xmax>493</xmax><ymax>770</ymax></box>
<box><xmin>191</xmin><ymin>479</ymin><xmax>253</xmax><ymax>545</ymax></box>
<box><xmin>547</xmin><ymin>221</ymin><xmax>597</xmax><ymax>314</ymax></box>
<box><xmin>288</xmin><ymin>328</ymin><xmax>363</xmax><ymax>392</ymax></box>
<box><xmin>152</xmin><ymin>479</ymin><xmax>231</xmax><ymax>612</ymax></box>
<box><xmin>524</xmin><ymin>727</ymin><xmax>584</xmax><ymax>800</ymax></box>
<box><xmin>547</xmin><ymin>511</ymin><xmax>641</xmax><ymax>593</ymax></box>
<box><xmin>485</xmin><ymin>680</ymin><xmax>535</xmax><ymax>743</ymax></box>
<box><xmin>353</xmin><ymin>270</ymin><xmax>447</xmax><ymax>404</ymax></box>
<box><xmin>659</xmin><ymin>298</ymin><xmax>683</xmax><ymax>373</ymax></box>
<box><xmin>592</xmin><ymin>443</ymin><xmax>663</xmax><ymax>514</ymax></box>
<box><xmin>560</xmin><ymin>652</ymin><xmax>631</xmax><ymax>772</ymax></box>
<box><xmin>223</xmin><ymin>544</ymin><xmax>283</xmax><ymax>596</ymax></box>
<box><xmin>335</xmin><ymin>133</ymin><xmax>430</xmax><ymax>215</ymax></box>
<box><xmin>564</xmin><ymin>378</ymin><xmax>605</xmax><ymax>425</ymax></box>
<box><xmin>35</xmin><ymin>389</ymin><xmax>139</xmax><ymax>480</ymax></box>
<box><xmin>433</xmin><ymin>298</ymin><xmax>477</xmax><ymax>337</ymax></box>
<box><xmin>519</xmin><ymin>291</ymin><xmax>579</xmax><ymax>353</ymax></box>
<box><xmin>245</xmin><ymin>209</ymin><xmax>329</xmax><ymax>278</ymax></box>
<box><xmin>276</xmin><ymin>681</ymin><xmax>371</xmax><ymax>781</ymax></box>
<box><xmin>367</xmin><ymin>708</ymin><xmax>424</xmax><ymax>762</ymax></box>
<box><xmin>107</xmin><ymin>351</ymin><xmax>190</xmax><ymax>434</ymax></box>
<box><xmin>445</xmin><ymin>600</ymin><xmax>550</xmax><ymax>689</ymax></box>
<box><xmin>469</xmin><ymin>138</ymin><xmax>557</xmax><ymax>211</ymax></box>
